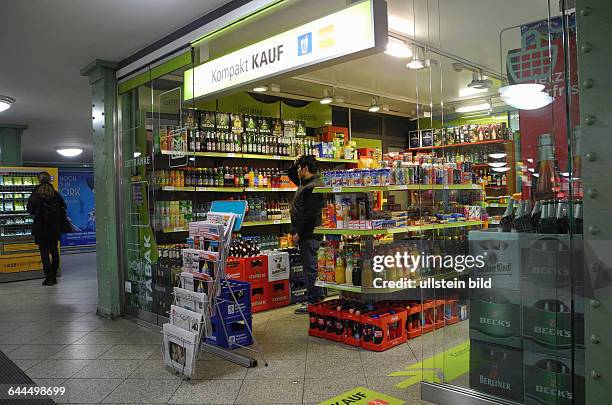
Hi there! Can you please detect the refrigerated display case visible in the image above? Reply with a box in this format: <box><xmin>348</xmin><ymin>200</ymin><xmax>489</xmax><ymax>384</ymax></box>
<box><xmin>0</xmin><ymin>166</ymin><xmax>59</xmax><ymax>282</ymax></box>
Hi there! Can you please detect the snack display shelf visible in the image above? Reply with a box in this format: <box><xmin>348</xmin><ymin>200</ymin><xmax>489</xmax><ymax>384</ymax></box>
<box><xmin>159</xmin><ymin>186</ymin><xmax>296</xmax><ymax>193</ymax></box>
<box><xmin>160</xmin><ymin>150</ymin><xmax>357</xmax><ymax>163</ymax></box>
<box><xmin>314</xmin><ymin>184</ymin><xmax>482</xmax><ymax>193</ymax></box>
<box><xmin>313</xmin><ymin>221</ymin><xmax>483</xmax><ymax>235</ymax></box>
<box><xmin>408</xmin><ymin>139</ymin><xmax>512</xmax><ymax>152</ymax></box>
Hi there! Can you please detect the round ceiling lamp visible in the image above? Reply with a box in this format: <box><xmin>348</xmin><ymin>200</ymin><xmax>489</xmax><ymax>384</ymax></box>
<box><xmin>57</xmin><ymin>148</ymin><xmax>83</xmax><ymax>157</ymax></box>
<box><xmin>499</xmin><ymin>84</ymin><xmax>553</xmax><ymax>110</ymax></box>
<box><xmin>0</xmin><ymin>96</ymin><xmax>16</xmax><ymax>113</ymax></box>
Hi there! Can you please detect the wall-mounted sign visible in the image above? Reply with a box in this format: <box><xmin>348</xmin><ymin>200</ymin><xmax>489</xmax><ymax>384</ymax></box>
<box><xmin>184</xmin><ymin>0</ymin><xmax>386</xmax><ymax>100</ymax></box>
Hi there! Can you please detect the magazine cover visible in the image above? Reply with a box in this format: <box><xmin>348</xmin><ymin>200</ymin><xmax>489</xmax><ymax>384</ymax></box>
<box><xmin>205</xmin><ymin>212</ymin><xmax>236</xmax><ymax>240</ymax></box>
<box><xmin>163</xmin><ymin>323</ymin><xmax>198</xmax><ymax>377</ymax></box>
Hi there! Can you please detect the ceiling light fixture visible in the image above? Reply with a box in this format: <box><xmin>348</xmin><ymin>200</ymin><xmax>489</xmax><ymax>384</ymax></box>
<box><xmin>57</xmin><ymin>148</ymin><xmax>83</xmax><ymax>157</ymax></box>
<box><xmin>528</xmin><ymin>168</ymin><xmax>536</xmax><ymax>173</ymax></box>
<box><xmin>488</xmin><ymin>153</ymin><xmax>508</xmax><ymax>159</ymax></box>
<box><xmin>468</xmin><ymin>71</ymin><xmax>492</xmax><ymax>90</ymax></box>
<box><xmin>252</xmin><ymin>85</ymin><xmax>268</xmax><ymax>92</ymax></box>
<box><xmin>499</xmin><ymin>83</ymin><xmax>553</xmax><ymax>110</ymax></box>
<box><xmin>406</xmin><ymin>46</ymin><xmax>427</xmax><ymax>70</ymax></box>
<box><xmin>455</xmin><ymin>102</ymin><xmax>491</xmax><ymax>113</ymax></box>
<box><xmin>320</xmin><ymin>89</ymin><xmax>333</xmax><ymax>105</ymax></box>
<box><xmin>385</xmin><ymin>37</ymin><xmax>412</xmax><ymax>58</ymax></box>
<box><xmin>488</xmin><ymin>162</ymin><xmax>508</xmax><ymax>168</ymax></box>
<box><xmin>368</xmin><ymin>97</ymin><xmax>380</xmax><ymax>113</ymax></box>
<box><xmin>0</xmin><ymin>96</ymin><xmax>16</xmax><ymax>113</ymax></box>
<box><xmin>269</xmin><ymin>83</ymin><xmax>281</xmax><ymax>92</ymax></box>
<box><xmin>333</xmin><ymin>95</ymin><xmax>345</xmax><ymax>103</ymax></box>
<box><xmin>491</xmin><ymin>166</ymin><xmax>511</xmax><ymax>173</ymax></box>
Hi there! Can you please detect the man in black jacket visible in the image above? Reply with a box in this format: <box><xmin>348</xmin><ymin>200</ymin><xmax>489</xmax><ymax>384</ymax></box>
<box><xmin>289</xmin><ymin>155</ymin><xmax>325</xmax><ymax>314</ymax></box>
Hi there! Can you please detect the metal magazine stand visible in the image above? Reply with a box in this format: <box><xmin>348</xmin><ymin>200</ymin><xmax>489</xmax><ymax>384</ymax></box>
<box><xmin>200</xmin><ymin>200</ymin><xmax>268</xmax><ymax>368</ymax></box>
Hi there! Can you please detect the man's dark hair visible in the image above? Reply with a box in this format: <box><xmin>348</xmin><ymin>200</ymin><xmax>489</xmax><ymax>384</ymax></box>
<box><xmin>297</xmin><ymin>155</ymin><xmax>319</xmax><ymax>174</ymax></box>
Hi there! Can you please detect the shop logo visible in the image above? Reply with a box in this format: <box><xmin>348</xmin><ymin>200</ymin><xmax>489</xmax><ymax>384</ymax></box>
<box><xmin>297</xmin><ymin>32</ymin><xmax>312</xmax><ymax>56</ymax></box>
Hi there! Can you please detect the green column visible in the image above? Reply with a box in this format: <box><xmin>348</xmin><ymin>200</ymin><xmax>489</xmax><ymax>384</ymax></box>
<box><xmin>0</xmin><ymin>124</ymin><xmax>26</xmax><ymax>166</ymax></box>
<box><xmin>577</xmin><ymin>1</ymin><xmax>612</xmax><ymax>404</ymax></box>
<box><xmin>80</xmin><ymin>60</ymin><xmax>121</xmax><ymax>319</ymax></box>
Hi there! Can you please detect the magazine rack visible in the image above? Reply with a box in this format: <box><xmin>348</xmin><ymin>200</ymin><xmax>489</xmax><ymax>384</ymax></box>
<box><xmin>173</xmin><ymin>200</ymin><xmax>267</xmax><ymax>370</ymax></box>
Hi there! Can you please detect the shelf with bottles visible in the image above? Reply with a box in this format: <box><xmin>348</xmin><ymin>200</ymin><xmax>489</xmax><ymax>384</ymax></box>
<box><xmin>158</xmin><ymin>109</ymin><xmax>357</xmax><ymax>161</ymax></box>
<box><xmin>314</xmin><ymin>184</ymin><xmax>482</xmax><ymax>193</ymax></box>
<box><xmin>153</xmin><ymin>166</ymin><xmax>297</xmax><ymax>190</ymax></box>
<box><xmin>408</xmin><ymin>122</ymin><xmax>512</xmax><ymax>150</ymax></box>
<box><xmin>498</xmin><ymin>197</ymin><xmax>583</xmax><ymax>234</ymax></box>
<box><xmin>154</xmin><ymin>197</ymin><xmax>291</xmax><ymax>232</ymax></box>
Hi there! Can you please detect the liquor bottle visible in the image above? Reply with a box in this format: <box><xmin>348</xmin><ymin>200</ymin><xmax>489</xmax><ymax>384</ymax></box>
<box><xmin>499</xmin><ymin>198</ymin><xmax>515</xmax><ymax>232</ymax></box>
<box><xmin>555</xmin><ymin>199</ymin><xmax>569</xmax><ymax>234</ymax></box>
<box><xmin>535</xmin><ymin>134</ymin><xmax>560</xmax><ymax>201</ymax></box>
<box><xmin>530</xmin><ymin>200</ymin><xmax>542</xmax><ymax>229</ymax></box>
<box><xmin>571</xmin><ymin>200</ymin><xmax>583</xmax><ymax>234</ymax></box>
<box><xmin>537</xmin><ymin>200</ymin><xmax>555</xmax><ymax>233</ymax></box>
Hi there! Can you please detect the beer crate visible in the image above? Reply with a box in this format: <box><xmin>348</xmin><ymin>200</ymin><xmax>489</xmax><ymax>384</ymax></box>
<box><xmin>243</xmin><ymin>255</ymin><xmax>268</xmax><ymax>283</ymax></box>
<box><xmin>290</xmin><ymin>277</ymin><xmax>308</xmax><ymax>304</ymax></box>
<box><xmin>360</xmin><ymin>306</ymin><xmax>407</xmax><ymax>352</ymax></box>
<box><xmin>269</xmin><ymin>280</ymin><xmax>290</xmax><ymax>308</ymax></box>
<box><xmin>206</xmin><ymin>316</ymin><xmax>253</xmax><ymax>350</ymax></box>
<box><xmin>225</xmin><ymin>258</ymin><xmax>245</xmax><ymax>281</ymax></box>
<box><xmin>250</xmin><ymin>280</ymin><xmax>270</xmax><ymax>313</ymax></box>
<box><xmin>215</xmin><ymin>279</ymin><xmax>251</xmax><ymax>322</ymax></box>
<box><xmin>470</xmin><ymin>288</ymin><xmax>522</xmax><ymax>348</ymax></box>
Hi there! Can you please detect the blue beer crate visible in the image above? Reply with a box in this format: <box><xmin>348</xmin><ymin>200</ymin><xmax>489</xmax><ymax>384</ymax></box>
<box><xmin>206</xmin><ymin>315</ymin><xmax>253</xmax><ymax>350</ymax></box>
<box><xmin>216</xmin><ymin>279</ymin><xmax>251</xmax><ymax>322</ymax></box>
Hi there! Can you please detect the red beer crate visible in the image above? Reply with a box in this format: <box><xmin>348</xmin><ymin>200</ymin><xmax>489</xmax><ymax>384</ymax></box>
<box><xmin>225</xmin><ymin>258</ymin><xmax>245</xmax><ymax>281</ymax></box>
<box><xmin>360</xmin><ymin>307</ymin><xmax>407</xmax><ymax>352</ymax></box>
<box><xmin>308</xmin><ymin>302</ymin><xmax>328</xmax><ymax>338</ymax></box>
<box><xmin>445</xmin><ymin>299</ymin><xmax>459</xmax><ymax>325</ymax></box>
<box><xmin>406</xmin><ymin>302</ymin><xmax>423</xmax><ymax>339</ymax></box>
<box><xmin>434</xmin><ymin>300</ymin><xmax>446</xmax><ymax>330</ymax></box>
<box><xmin>269</xmin><ymin>280</ymin><xmax>290</xmax><ymax>308</ymax></box>
<box><xmin>342</xmin><ymin>309</ymin><xmax>363</xmax><ymax>347</ymax></box>
<box><xmin>421</xmin><ymin>300</ymin><xmax>436</xmax><ymax>334</ymax></box>
<box><xmin>243</xmin><ymin>256</ymin><xmax>268</xmax><ymax>283</ymax></box>
<box><xmin>250</xmin><ymin>281</ymin><xmax>270</xmax><ymax>313</ymax></box>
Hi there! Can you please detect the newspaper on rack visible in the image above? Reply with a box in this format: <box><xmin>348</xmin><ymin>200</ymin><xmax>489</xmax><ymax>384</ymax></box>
<box><xmin>205</xmin><ymin>212</ymin><xmax>237</xmax><ymax>241</ymax></box>
<box><xmin>170</xmin><ymin>304</ymin><xmax>204</xmax><ymax>353</ymax></box>
<box><xmin>163</xmin><ymin>323</ymin><xmax>198</xmax><ymax>378</ymax></box>
<box><xmin>174</xmin><ymin>286</ymin><xmax>212</xmax><ymax>337</ymax></box>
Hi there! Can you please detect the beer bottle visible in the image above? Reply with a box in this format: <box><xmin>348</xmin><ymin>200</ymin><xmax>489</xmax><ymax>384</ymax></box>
<box><xmin>499</xmin><ymin>198</ymin><xmax>515</xmax><ymax>232</ymax></box>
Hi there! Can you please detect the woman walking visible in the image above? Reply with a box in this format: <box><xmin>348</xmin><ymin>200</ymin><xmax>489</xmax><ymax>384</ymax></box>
<box><xmin>27</xmin><ymin>172</ymin><xmax>67</xmax><ymax>285</ymax></box>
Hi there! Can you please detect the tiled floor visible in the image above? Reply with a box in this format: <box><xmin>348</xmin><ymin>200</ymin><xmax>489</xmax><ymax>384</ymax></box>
<box><xmin>0</xmin><ymin>252</ymin><xmax>467</xmax><ymax>404</ymax></box>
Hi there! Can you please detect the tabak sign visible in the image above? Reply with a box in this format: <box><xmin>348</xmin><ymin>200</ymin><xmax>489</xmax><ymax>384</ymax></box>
<box><xmin>506</xmin><ymin>15</ymin><xmax>579</xmax><ymax>197</ymax></box>
<box><xmin>184</xmin><ymin>0</ymin><xmax>384</xmax><ymax>100</ymax></box>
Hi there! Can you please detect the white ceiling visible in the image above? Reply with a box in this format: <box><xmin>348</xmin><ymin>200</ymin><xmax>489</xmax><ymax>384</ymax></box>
<box><xmin>0</xmin><ymin>0</ymin><xmax>560</xmax><ymax>164</ymax></box>
<box><xmin>0</xmin><ymin>0</ymin><xmax>232</xmax><ymax>164</ymax></box>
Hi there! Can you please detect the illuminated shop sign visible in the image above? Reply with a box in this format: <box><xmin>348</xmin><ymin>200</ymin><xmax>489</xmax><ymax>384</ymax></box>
<box><xmin>184</xmin><ymin>0</ymin><xmax>385</xmax><ymax>100</ymax></box>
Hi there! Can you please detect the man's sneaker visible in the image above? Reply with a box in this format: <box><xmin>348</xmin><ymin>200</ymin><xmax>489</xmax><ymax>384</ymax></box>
<box><xmin>294</xmin><ymin>304</ymin><xmax>309</xmax><ymax>314</ymax></box>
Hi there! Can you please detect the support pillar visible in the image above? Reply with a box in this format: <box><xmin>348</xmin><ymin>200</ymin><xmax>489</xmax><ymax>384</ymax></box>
<box><xmin>0</xmin><ymin>124</ymin><xmax>26</xmax><ymax>166</ymax></box>
<box><xmin>576</xmin><ymin>1</ymin><xmax>612</xmax><ymax>404</ymax></box>
<box><xmin>80</xmin><ymin>60</ymin><xmax>121</xmax><ymax>319</ymax></box>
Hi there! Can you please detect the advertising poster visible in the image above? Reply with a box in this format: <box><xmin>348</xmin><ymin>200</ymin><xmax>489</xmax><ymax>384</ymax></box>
<box><xmin>59</xmin><ymin>170</ymin><xmax>96</xmax><ymax>247</ymax></box>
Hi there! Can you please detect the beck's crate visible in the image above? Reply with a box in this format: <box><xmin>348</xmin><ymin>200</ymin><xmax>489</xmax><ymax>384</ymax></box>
<box><xmin>215</xmin><ymin>280</ymin><xmax>251</xmax><ymax>322</ymax></box>
<box><xmin>206</xmin><ymin>316</ymin><xmax>253</xmax><ymax>350</ymax></box>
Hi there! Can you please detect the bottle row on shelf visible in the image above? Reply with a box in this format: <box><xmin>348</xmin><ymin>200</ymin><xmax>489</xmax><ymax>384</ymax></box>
<box><xmin>317</xmin><ymin>239</ymin><xmax>363</xmax><ymax>287</ymax></box>
<box><xmin>500</xmin><ymin>198</ymin><xmax>583</xmax><ymax>234</ymax></box>
<box><xmin>154</xmin><ymin>197</ymin><xmax>291</xmax><ymax>231</ymax></box>
<box><xmin>181</xmin><ymin>109</ymin><xmax>307</xmax><ymax>137</ymax></box>
<box><xmin>154</xmin><ymin>167</ymin><xmax>297</xmax><ymax>190</ymax></box>
<box><xmin>409</xmin><ymin>123</ymin><xmax>512</xmax><ymax>149</ymax></box>
<box><xmin>473</xmin><ymin>168</ymin><xmax>508</xmax><ymax>187</ymax></box>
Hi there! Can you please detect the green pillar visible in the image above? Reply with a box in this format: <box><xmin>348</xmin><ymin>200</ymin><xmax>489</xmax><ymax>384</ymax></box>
<box><xmin>577</xmin><ymin>1</ymin><xmax>612</xmax><ymax>404</ymax></box>
<box><xmin>80</xmin><ymin>60</ymin><xmax>121</xmax><ymax>319</ymax></box>
<box><xmin>0</xmin><ymin>124</ymin><xmax>26</xmax><ymax>166</ymax></box>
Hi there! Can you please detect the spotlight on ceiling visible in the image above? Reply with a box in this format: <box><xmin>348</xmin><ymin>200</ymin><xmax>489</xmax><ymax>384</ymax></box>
<box><xmin>57</xmin><ymin>148</ymin><xmax>83</xmax><ymax>157</ymax></box>
<box><xmin>0</xmin><ymin>96</ymin><xmax>16</xmax><ymax>113</ymax></box>
<box><xmin>406</xmin><ymin>47</ymin><xmax>427</xmax><ymax>70</ymax></box>
<box><xmin>455</xmin><ymin>102</ymin><xmax>491</xmax><ymax>113</ymax></box>
<box><xmin>368</xmin><ymin>97</ymin><xmax>380</xmax><ymax>113</ymax></box>
<box><xmin>252</xmin><ymin>85</ymin><xmax>268</xmax><ymax>92</ymax></box>
<box><xmin>385</xmin><ymin>37</ymin><xmax>412</xmax><ymax>58</ymax></box>
<box><xmin>320</xmin><ymin>89</ymin><xmax>333</xmax><ymax>104</ymax></box>
<box><xmin>468</xmin><ymin>71</ymin><xmax>492</xmax><ymax>90</ymax></box>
